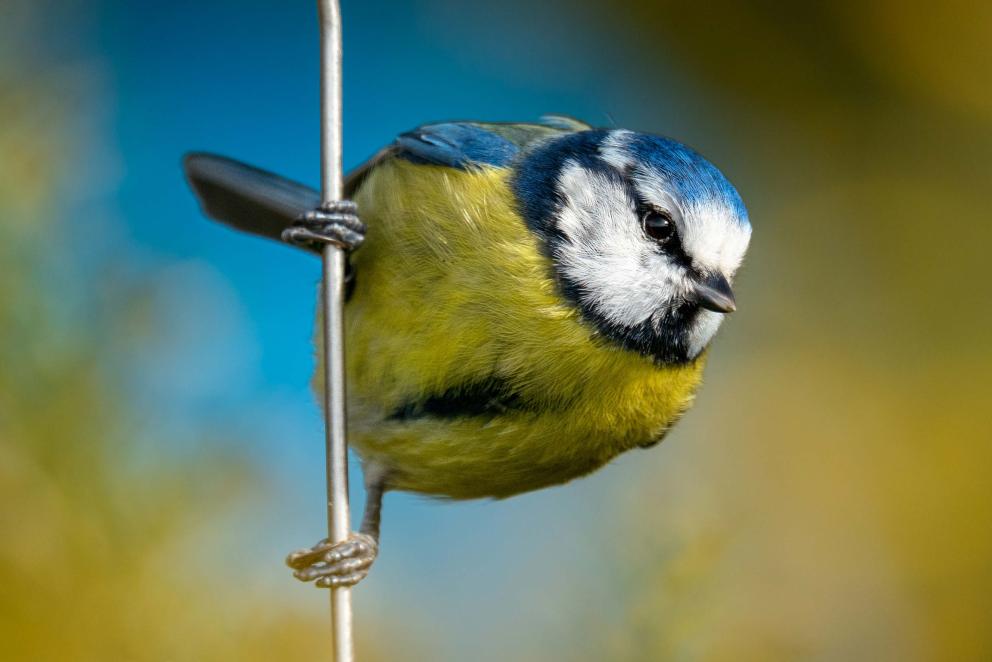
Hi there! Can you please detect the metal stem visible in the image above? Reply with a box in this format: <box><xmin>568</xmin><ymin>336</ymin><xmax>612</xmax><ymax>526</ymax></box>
<box><xmin>317</xmin><ymin>0</ymin><xmax>353</xmax><ymax>660</ymax></box>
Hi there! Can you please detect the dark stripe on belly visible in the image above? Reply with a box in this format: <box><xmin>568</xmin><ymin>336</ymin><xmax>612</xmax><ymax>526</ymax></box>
<box><xmin>387</xmin><ymin>377</ymin><xmax>529</xmax><ymax>421</ymax></box>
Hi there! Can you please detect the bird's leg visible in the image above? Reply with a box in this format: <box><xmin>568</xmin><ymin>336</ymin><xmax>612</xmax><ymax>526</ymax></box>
<box><xmin>285</xmin><ymin>471</ymin><xmax>385</xmax><ymax>589</ymax></box>
<box><xmin>281</xmin><ymin>200</ymin><xmax>366</xmax><ymax>253</ymax></box>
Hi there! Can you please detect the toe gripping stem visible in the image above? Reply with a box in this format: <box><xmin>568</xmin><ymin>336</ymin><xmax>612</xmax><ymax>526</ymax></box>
<box><xmin>281</xmin><ymin>200</ymin><xmax>365</xmax><ymax>253</ymax></box>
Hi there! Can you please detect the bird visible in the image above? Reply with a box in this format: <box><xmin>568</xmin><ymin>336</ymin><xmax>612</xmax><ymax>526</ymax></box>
<box><xmin>183</xmin><ymin>115</ymin><xmax>751</xmax><ymax>589</ymax></box>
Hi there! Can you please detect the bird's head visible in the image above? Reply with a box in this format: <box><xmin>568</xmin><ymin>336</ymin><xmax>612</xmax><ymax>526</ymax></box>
<box><xmin>514</xmin><ymin>129</ymin><xmax>751</xmax><ymax>364</ymax></box>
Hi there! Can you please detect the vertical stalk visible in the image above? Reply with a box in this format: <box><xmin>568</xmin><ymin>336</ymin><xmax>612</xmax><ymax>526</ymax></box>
<box><xmin>317</xmin><ymin>1</ymin><xmax>353</xmax><ymax>660</ymax></box>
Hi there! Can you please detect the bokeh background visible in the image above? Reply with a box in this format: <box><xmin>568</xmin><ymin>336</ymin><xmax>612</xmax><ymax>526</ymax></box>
<box><xmin>2</xmin><ymin>0</ymin><xmax>990</xmax><ymax>660</ymax></box>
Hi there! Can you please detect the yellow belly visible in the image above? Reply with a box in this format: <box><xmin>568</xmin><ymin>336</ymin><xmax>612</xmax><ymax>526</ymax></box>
<box><xmin>327</xmin><ymin>159</ymin><xmax>704</xmax><ymax>499</ymax></box>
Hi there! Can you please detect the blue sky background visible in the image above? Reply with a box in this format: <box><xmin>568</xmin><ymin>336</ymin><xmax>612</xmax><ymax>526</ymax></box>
<box><xmin>14</xmin><ymin>1</ymin><xmax>992</xmax><ymax>658</ymax></box>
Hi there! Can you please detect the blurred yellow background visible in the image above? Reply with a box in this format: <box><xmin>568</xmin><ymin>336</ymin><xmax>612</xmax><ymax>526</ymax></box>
<box><xmin>1</xmin><ymin>1</ymin><xmax>989</xmax><ymax>660</ymax></box>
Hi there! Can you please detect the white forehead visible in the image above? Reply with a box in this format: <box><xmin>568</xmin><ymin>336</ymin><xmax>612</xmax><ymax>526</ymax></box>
<box><xmin>599</xmin><ymin>130</ymin><xmax>751</xmax><ymax>277</ymax></box>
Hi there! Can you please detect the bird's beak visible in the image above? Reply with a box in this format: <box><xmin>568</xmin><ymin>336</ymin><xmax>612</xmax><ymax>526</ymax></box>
<box><xmin>691</xmin><ymin>273</ymin><xmax>737</xmax><ymax>313</ymax></box>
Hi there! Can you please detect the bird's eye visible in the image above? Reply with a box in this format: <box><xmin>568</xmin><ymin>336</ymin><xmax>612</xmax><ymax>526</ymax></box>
<box><xmin>641</xmin><ymin>210</ymin><xmax>675</xmax><ymax>245</ymax></box>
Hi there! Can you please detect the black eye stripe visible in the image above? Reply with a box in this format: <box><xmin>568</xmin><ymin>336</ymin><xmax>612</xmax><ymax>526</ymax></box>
<box><xmin>633</xmin><ymin>196</ymin><xmax>693</xmax><ymax>267</ymax></box>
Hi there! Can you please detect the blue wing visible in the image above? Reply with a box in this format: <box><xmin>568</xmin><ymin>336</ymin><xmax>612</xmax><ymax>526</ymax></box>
<box><xmin>395</xmin><ymin>122</ymin><xmax>520</xmax><ymax>169</ymax></box>
<box><xmin>391</xmin><ymin>117</ymin><xmax>593</xmax><ymax>171</ymax></box>
<box><xmin>342</xmin><ymin>117</ymin><xmax>592</xmax><ymax>194</ymax></box>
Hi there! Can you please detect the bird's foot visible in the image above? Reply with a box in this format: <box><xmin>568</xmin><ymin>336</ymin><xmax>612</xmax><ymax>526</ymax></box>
<box><xmin>281</xmin><ymin>200</ymin><xmax>366</xmax><ymax>253</ymax></box>
<box><xmin>285</xmin><ymin>532</ymin><xmax>378</xmax><ymax>588</ymax></box>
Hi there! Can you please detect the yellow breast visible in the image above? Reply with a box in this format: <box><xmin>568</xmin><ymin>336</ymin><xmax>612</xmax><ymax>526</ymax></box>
<box><xmin>331</xmin><ymin>158</ymin><xmax>705</xmax><ymax>498</ymax></box>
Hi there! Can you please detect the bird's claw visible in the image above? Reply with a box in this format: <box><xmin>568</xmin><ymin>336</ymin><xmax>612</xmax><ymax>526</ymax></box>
<box><xmin>285</xmin><ymin>532</ymin><xmax>378</xmax><ymax>588</ymax></box>
<box><xmin>282</xmin><ymin>200</ymin><xmax>366</xmax><ymax>253</ymax></box>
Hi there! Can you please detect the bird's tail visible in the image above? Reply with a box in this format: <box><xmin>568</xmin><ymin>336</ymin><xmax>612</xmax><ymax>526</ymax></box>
<box><xmin>183</xmin><ymin>152</ymin><xmax>321</xmax><ymax>245</ymax></box>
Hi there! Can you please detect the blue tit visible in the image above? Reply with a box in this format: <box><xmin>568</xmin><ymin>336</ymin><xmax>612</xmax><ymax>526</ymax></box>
<box><xmin>184</xmin><ymin>115</ymin><xmax>751</xmax><ymax>588</ymax></box>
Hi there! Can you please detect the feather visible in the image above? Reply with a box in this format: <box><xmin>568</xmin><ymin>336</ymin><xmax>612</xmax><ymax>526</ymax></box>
<box><xmin>183</xmin><ymin>153</ymin><xmax>319</xmax><ymax>245</ymax></box>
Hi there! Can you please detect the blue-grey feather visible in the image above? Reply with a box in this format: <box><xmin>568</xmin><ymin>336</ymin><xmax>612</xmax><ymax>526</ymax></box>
<box><xmin>395</xmin><ymin>123</ymin><xmax>519</xmax><ymax>169</ymax></box>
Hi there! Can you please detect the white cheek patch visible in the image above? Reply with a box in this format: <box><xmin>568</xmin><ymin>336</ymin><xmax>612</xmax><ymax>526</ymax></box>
<box><xmin>687</xmin><ymin>310</ymin><xmax>723</xmax><ymax>359</ymax></box>
<box><xmin>555</xmin><ymin>162</ymin><xmax>689</xmax><ymax>329</ymax></box>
